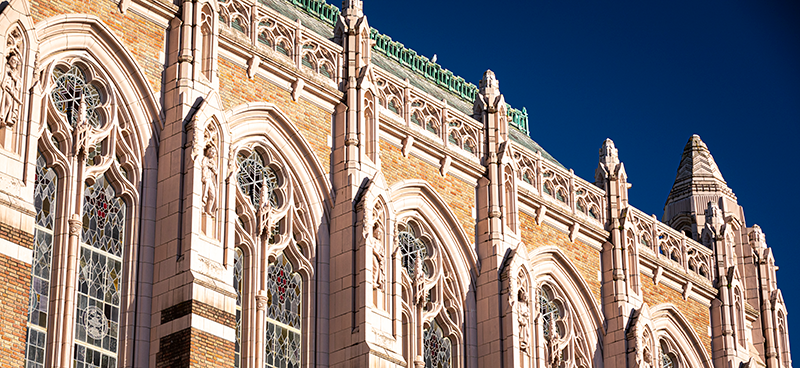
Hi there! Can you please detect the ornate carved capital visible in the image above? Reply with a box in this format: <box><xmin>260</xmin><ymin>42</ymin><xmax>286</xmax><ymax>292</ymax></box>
<box><xmin>255</xmin><ymin>295</ymin><xmax>268</xmax><ymax>311</ymax></box>
<box><xmin>68</xmin><ymin>214</ymin><xmax>82</xmax><ymax>236</ymax></box>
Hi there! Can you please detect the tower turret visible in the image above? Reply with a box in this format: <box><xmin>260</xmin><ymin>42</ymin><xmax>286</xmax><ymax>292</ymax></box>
<box><xmin>663</xmin><ymin>134</ymin><xmax>739</xmax><ymax>240</ymax></box>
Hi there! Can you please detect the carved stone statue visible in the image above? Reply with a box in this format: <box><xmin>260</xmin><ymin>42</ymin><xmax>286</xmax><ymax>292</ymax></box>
<box><xmin>517</xmin><ymin>287</ymin><xmax>530</xmax><ymax>352</ymax></box>
<box><xmin>0</xmin><ymin>51</ymin><xmax>21</xmax><ymax>127</ymax></box>
<box><xmin>372</xmin><ymin>222</ymin><xmax>385</xmax><ymax>290</ymax></box>
<box><xmin>73</xmin><ymin>94</ymin><xmax>90</xmax><ymax>156</ymax></box>
<box><xmin>257</xmin><ymin>176</ymin><xmax>274</xmax><ymax>238</ymax></box>
<box><xmin>201</xmin><ymin>144</ymin><xmax>218</xmax><ymax>215</ymax></box>
<box><xmin>548</xmin><ymin>315</ymin><xmax>561</xmax><ymax>368</ymax></box>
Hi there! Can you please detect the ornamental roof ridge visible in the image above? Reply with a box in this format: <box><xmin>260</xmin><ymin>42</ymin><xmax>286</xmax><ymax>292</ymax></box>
<box><xmin>277</xmin><ymin>0</ymin><xmax>530</xmax><ymax>135</ymax></box>
<box><xmin>281</xmin><ymin>0</ymin><xmax>341</xmax><ymax>27</ymax></box>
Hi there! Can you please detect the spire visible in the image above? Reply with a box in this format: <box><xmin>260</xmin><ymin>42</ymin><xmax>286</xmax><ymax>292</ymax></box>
<box><xmin>666</xmin><ymin>134</ymin><xmax>735</xmax><ymax>204</ymax></box>
<box><xmin>663</xmin><ymin>134</ymin><xmax>737</xmax><ymax>239</ymax></box>
<box><xmin>674</xmin><ymin>134</ymin><xmax>726</xmax><ymax>186</ymax></box>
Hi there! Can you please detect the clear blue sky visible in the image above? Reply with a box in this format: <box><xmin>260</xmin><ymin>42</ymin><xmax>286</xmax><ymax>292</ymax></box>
<box><xmin>364</xmin><ymin>0</ymin><xmax>800</xmax><ymax>356</ymax></box>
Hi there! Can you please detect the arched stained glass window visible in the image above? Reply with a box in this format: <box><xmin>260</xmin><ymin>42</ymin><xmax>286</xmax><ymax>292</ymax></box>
<box><xmin>265</xmin><ymin>252</ymin><xmax>301</xmax><ymax>368</ymax></box>
<box><xmin>234</xmin><ymin>248</ymin><xmax>244</xmax><ymax>368</ymax></box>
<box><xmin>398</xmin><ymin>229</ymin><xmax>427</xmax><ymax>277</ymax></box>
<box><xmin>423</xmin><ymin>319</ymin><xmax>451</xmax><ymax>368</ymax></box>
<box><xmin>74</xmin><ymin>175</ymin><xmax>126</xmax><ymax>368</ymax></box>
<box><xmin>25</xmin><ymin>154</ymin><xmax>58</xmax><ymax>368</ymax></box>
<box><xmin>236</xmin><ymin>150</ymin><xmax>278</xmax><ymax>208</ymax></box>
<box><xmin>51</xmin><ymin>65</ymin><xmax>102</xmax><ymax>127</ymax></box>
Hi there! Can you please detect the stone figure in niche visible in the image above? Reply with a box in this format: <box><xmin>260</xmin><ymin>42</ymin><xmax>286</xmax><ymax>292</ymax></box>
<box><xmin>0</xmin><ymin>51</ymin><xmax>21</xmax><ymax>127</ymax></box>
<box><xmin>548</xmin><ymin>315</ymin><xmax>561</xmax><ymax>368</ymax></box>
<box><xmin>372</xmin><ymin>221</ymin><xmax>385</xmax><ymax>290</ymax></box>
<box><xmin>517</xmin><ymin>287</ymin><xmax>530</xmax><ymax>352</ymax></box>
<box><xmin>73</xmin><ymin>94</ymin><xmax>90</xmax><ymax>156</ymax></box>
<box><xmin>201</xmin><ymin>144</ymin><xmax>218</xmax><ymax>215</ymax></box>
<box><xmin>257</xmin><ymin>176</ymin><xmax>273</xmax><ymax>239</ymax></box>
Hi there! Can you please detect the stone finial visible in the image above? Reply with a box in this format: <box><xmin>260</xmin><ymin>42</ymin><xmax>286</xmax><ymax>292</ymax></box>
<box><xmin>479</xmin><ymin>69</ymin><xmax>500</xmax><ymax>97</ymax></box>
<box><xmin>599</xmin><ymin>138</ymin><xmax>619</xmax><ymax>170</ymax></box>
<box><xmin>750</xmin><ymin>224</ymin><xmax>767</xmax><ymax>248</ymax></box>
<box><xmin>342</xmin><ymin>0</ymin><xmax>364</xmax><ymax>17</ymax></box>
<box><xmin>595</xmin><ymin>138</ymin><xmax>623</xmax><ymax>185</ymax></box>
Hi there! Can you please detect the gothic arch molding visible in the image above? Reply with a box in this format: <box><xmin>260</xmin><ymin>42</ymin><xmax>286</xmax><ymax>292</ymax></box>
<box><xmin>650</xmin><ymin>303</ymin><xmax>713</xmax><ymax>368</ymax></box>
<box><xmin>527</xmin><ymin>246</ymin><xmax>605</xmax><ymax>366</ymax></box>
<box><xmin>35</xmin><ymin>14</ymin><xmax>162</xmax><ymax>157</ymax></box>
<box><xmin>32</xmin><ymin>14</ymin><xmax>162</xmax><ymax>367</ymax></box>
<box><xmin>226</xmin><ymin>102</ymin><xmax>332</xmax><ymax>367</ymax></box>
<box><xmin>388</xmin><ymin>179</ymin><xmax>479</xmax><ymax>367</ymax></box>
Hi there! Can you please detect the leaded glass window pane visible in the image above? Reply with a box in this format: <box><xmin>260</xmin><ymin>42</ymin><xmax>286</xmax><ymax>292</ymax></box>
<box><xmin>538</xmin><ymin>288</ymin><xmax>560</xmax><ymax>339</ymax></box>
<box><xmin>236</xmin><ymin>151</ymin><xmax>278</xmax><ymax>208</ymax></box>
<box><xmin>26</xmin><ymin>154</ymin><xmax>58</xmax><ymax>368</ymax></box>
<box><xmin>74</xmin><ymin>175</ymin><xmax>125</xmax><ymax>368</ymax></box>
<box><xmin>398</xmin><ymin>230</ymin><xmax>427</xmax><ymax>277</ymax></box>
<box><xmin>51</xmin><ymin>65</ymin><xmax>101</xmax><ymax>127</ymax></box>
<box><xmin>423</xmin><ymin>320</ymin><xmax>451</xmax><ymax>368</ymax></box>
<box><xmin>265</xmin><ymin>252</ymin><xmax>301</xmax><ymax>368</ymax></box>
<box><xmin>234</xmin><ymin>248</ymin><xmax>243</xmax><ymax>368</ymax></box>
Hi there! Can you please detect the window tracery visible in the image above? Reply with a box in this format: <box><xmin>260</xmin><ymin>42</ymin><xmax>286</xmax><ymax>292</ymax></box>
<box><xmin>23</xmin><ymin>55</ymin><xmax>139</xmax><ymax>368</ymax></box>
<box><xmin>398</xmin><ymin>226</ymin><xmax>429</xmax><ymax>278</ymax></box>
<box><xmin>51</xmin><ymin>65</ymin><xmax>102</xmax><ymax>128</ymax></box>
<box><xmin>236</xmin><ymin>150</ymin><xmax>278</xmax><ymax>209</ymax></box>
<box><xmin>534</xmin><ymin>282</ymin><xmax>590</xmax><ymax>368</ymax></box>
<box><xmin>659</xmin><ymin>340</ymin><xmax>677</xmax><ymax>368</ymax></box>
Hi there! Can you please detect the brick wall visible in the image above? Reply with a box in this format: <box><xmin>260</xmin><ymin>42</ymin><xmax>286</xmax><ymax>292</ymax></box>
<box><xmin>30</xmin><ymin>0</ymin><xmax>165</xmax><ymax>94</ymax></box>
<box><xmin>0</xmin><ymin>223</ymin><xmax>34</xmax><ymax>249</ymax></box>
<box><xmin>379</xmin><ymin>139</ymin><xmax>476</xmax><ymax>242</ymax></box>
<box><xmin>160</xmin><ymin>300</ymin><xmax>236</xmax><ymax>329</ymax></box>
<box><xmin>218</xmin><ymin>58</ymin><xmax>332</xmax><ymax>173</ymax></box>
<box><xmin>156</xmin><ymin>327</ymin><xmax>235</xmax><ymax>368</ymax></box>
<box><xmin>641</xmin><ymin>273</ymin><xmax>712</xmax><ymax>358</ymax></box>
<box><xmin>0</xmin><ymin>253</ymin><xmax>31</xmax><ymax>367</ymax></box>
<box><xmin>519</xmin><ymin>211</ymin><xmax>602</xmax><ymax>305</ymax></box>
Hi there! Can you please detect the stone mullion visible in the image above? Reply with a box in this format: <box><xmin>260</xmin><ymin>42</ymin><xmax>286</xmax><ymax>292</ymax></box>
<box><xmin>54</xmin><ymin>152</ymin><xmax>88</xmax><ymax>368</ymax></box>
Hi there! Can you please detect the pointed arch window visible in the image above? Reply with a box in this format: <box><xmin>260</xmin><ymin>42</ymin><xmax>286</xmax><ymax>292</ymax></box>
<box><xmin>25</xmin><ymin>154</ymin><xmax>58</xmax><ymax>368</ymax></box>
<box><xmin>265</xmin><ymin>252</ymin><xmax>302</xmax><ymax>368</ymax></box>
<box><xmin>73</xmin><ymin>175</ymin><xmax>126</xmax><ymax>368</ymax></box>
<box><xmin>423</xmin><ymin>319</ymin><xmax>452</xmax><ymax>368</ymax></box>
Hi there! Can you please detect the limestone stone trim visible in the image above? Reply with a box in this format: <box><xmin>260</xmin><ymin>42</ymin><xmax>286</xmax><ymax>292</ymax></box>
<box><xmin>160</xmin><ymin>299</ymin><xmax>236</xmax><ymax>329</ymax></box>
<box><xmin>0</xmin><ymin>236</ymin><xmax>32</xmax><ymax>263</ymax></box>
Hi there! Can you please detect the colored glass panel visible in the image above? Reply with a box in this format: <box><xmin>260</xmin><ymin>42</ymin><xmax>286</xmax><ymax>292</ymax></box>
<box><xmin>423</xmin><ymin>320</ymin><xmax>451</xmax><ymax>368</ymax></box>
<box><xmin>265</xmin><ymin>253</ymin><xmax>301</xmax><ymax>368</ymax></box>
<box><xmin>74</xmin><ymin>175</ymin><xmax>125</xmax><ymax>368</ymax></box>
<box><xmin>26</xmin><ymin>154</ymin><xmax>58</xmax><ymax>368</ymax></box>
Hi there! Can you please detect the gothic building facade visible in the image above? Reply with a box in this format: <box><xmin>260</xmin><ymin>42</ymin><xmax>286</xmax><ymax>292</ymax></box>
<box><xmin>0</xmin><ymin>0</ymin><xmax>790</xmax><ymax>367</ymax></box>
